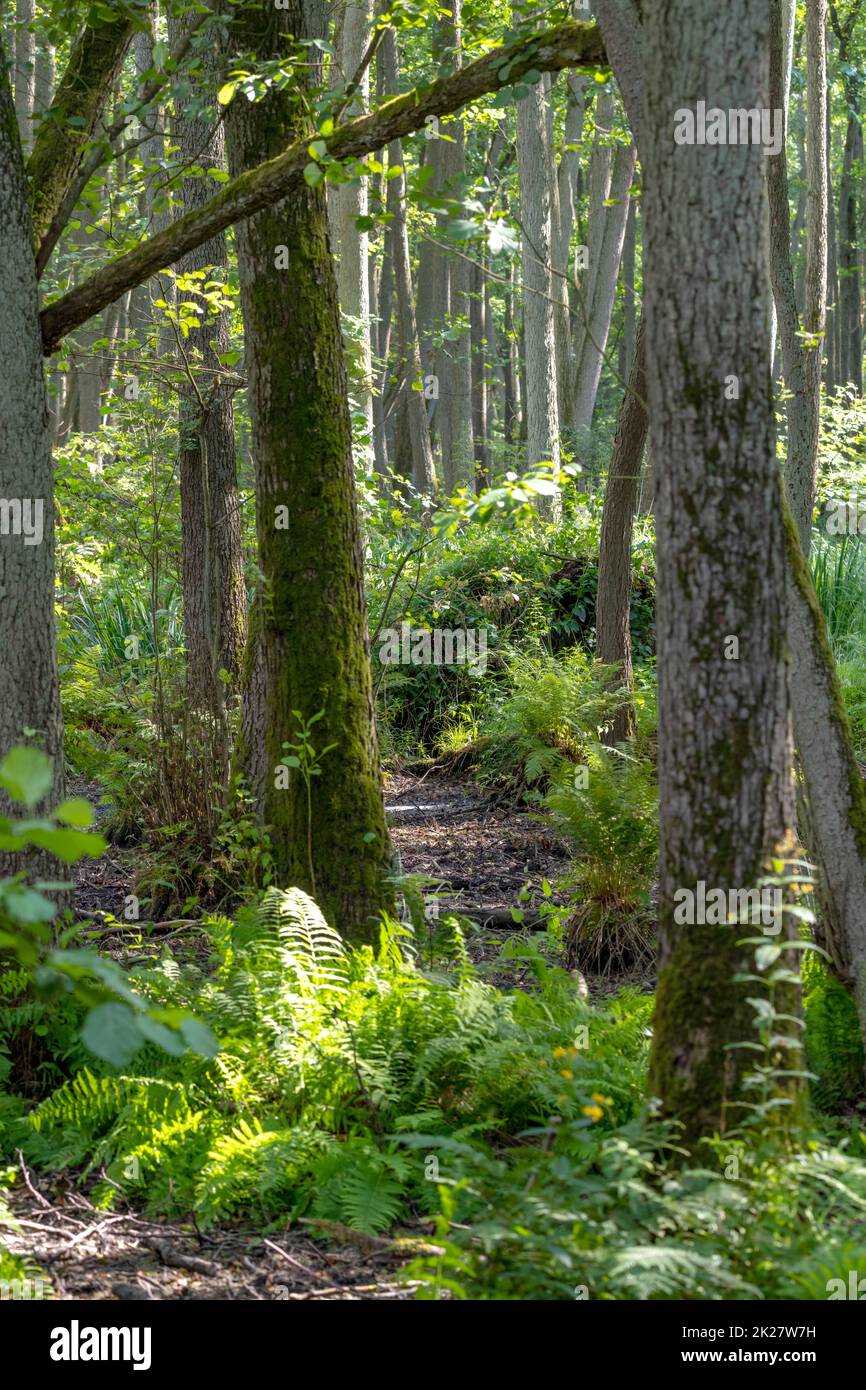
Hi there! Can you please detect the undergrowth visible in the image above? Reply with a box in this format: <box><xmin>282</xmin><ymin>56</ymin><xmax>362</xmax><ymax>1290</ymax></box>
<box><xmin>2</xmin><ymin>884</ymin><xmax>866</xmax><ymax>1299</ymax></box>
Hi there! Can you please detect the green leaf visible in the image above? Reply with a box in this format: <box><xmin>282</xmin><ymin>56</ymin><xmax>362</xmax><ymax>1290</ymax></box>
<box><xmin>0</xmin><ymin>747</ymin><xmax>53</xmax><ymax>808</ymax></box>
<box><xmin>82</xmin><ymin>1003</ymin><xmax>143</xmax><ymax>1068</ymax></box>
<box><xmin>25</xmin><ymin>827</ymin><xmax>106</xmax><ymax>864</ymax></box>
<box><xmin>180</xmin><ymin>1017</ymin><xmax>219</xmax><ymax>1058</ymax></box>
<box><xmin>136</xmin><ymin>1015</ymin><xmax>187</xmax><ymax>1057</ymax></box>
<box><xmin>217</xmin><ymin>81</ymin><xmax>237</xmax><ymax>106</ymax></box>
<box><xmin>2</xmin><ymin>885</ymin><xmax>57</xmax><ymax>924</ymax></box>
<box><xmin>54</xmin><ymin>798</ymin><xmax>94</xmax><ymax>828</ymax></box>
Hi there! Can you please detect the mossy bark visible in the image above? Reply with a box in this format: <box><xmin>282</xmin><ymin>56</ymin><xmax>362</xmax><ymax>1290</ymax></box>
<box><xmin>224</xmin><ymin>0</ymin><xmax>394</xmax><ymax>940</ymax></box>
<box><xmin>642</xmin><ymin>0</ymin><xmax>800</xmax><ymax>1145</ymax></box>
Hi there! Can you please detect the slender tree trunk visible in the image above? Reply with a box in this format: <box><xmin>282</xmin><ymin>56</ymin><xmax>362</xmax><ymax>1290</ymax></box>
<box><xmin>381</xmin><ymin>27</ymin><xmax>436</xmax><ymax>494</ymax></box>
<box><xmin>516</xmin><ymin>61</ymin><xmax>560</xmax><ymax>495</ymax></box>
<box><xmin>570</xmin><ymin>140</ymin><xmax>636</xmax><ymax>442</ymax></box>
<box><xmin>642</xmin><ymin>0</ymin><xmax>798</xmax><ymax>1143</ymax></box>
<box><xmin>470</xmin><ymin>255</ymin><xmax>491</xmax><ymax>488</ymax></box>
<box><xmin>619</xmin><ymin>193</ymin><xmax>637</xmax><ymax>382</ymax></box>
<box><xmin>437</xmin><ymin>1</ymin><xmax>474</xmax><ymax>491</ymax></box>
<box><xmin>838</xmin><ymin>111</ymin><xmax>862</xmax><ymax>392</ymax></box>
<box><xmin>769</xmin><ymin>0</ymin><xmax>866</xmax><ymax>1035</ymax></box>
<box><xmin>13</xmin><ymin>0</ymin><xmax>33</xmax><ymax>154</ymax></box>
<box><xmin>223</xmin><ymin>0</ymin><xmax>394</xmax><ymax>938</ymax></box>
<box><xmin>768</xmin><ymin>0</ymin><xmax>826</xmax><ymax>550</ymax></box>
<box><xmin>330</xmin><ymin>0</ymin><xmax>374</xmax><ymax>458</ymax></box>
<box><xmin>34</xmin><ymin>36</ymin><xmax>54</xmax><ymax>121</ymax></box>
<box><xmin>596</xmin><ymin>312</ymin><xmax>646</xmax><ymax>744</ymax></box>
<box><xmin>167</xmin><ymin>10</ymin><xmax>247</xmax><ymax>750</ymax></box>
<box><xmin>552</xmin><ymin>73</ymin><xmax>585</xmax><ymax>424</ymax></box>
<box><xmin>824</xmin><ymin>71</ymin><xmax>839</xmax><ymax>393</ymax></box>
<box><xmin>503</xmin><ymin>259</ymin><xmax>519</xmax><ymax>445</ymax></box>
<box><xmin>831</xmin><ymin>3</ymin><xmax>863</xmax><ymax>393</ymax></box>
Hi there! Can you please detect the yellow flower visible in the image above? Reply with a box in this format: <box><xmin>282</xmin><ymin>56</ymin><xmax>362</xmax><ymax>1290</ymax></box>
<box><xmin>559</xmin><ymin>1068</ymin><xmax>574</xmax><ymax>1080</ymax></box>
<box><xmin>592</xmin><ymin>1092</ymin><xmax>611</xmax><ymax>1106</ymax></box>
<box><xmin>552</xmin><ymin>1046</ymin><xmax>568</xmax><ymax>1059</ymax></box>
<box><xmin>583</xmin><ymin>1104</ymin><xmax>604</xmax><ymax>1122</ymax></box>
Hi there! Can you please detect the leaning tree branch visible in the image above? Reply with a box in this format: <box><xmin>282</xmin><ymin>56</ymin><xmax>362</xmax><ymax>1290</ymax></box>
<box><xmin>27</xmin><ymin>10</ymin><xmax>138</xmax><ymax>255</ymax></box>
<box><xmin>40</xmin><ymin>18</ymin><xmax>606</xmax><ymax>354</ymax></box>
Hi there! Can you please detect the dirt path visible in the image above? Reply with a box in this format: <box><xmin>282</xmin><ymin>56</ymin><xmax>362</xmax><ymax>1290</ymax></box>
<box><xmin>385</xmin><ymin>768</ymin><xmax>570</xmax><ymax>918</ymax></box>
<box><xmin>72</xmin><ymin>769</ymin><xmax>572</xmax><ymax>932</ymax></box>
<box><xmin>4</xmin><ymin>1184</ymin><xmax>418</xmax><ymax>1300</ymax></box>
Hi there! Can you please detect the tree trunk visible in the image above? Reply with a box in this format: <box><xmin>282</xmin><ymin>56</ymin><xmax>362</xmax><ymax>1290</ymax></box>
<box><xmin>552</xmin><ymin>73</ymin><xmax>585</xmax><ymax>424</ymax></box>
<box><xmin>642</xmin><ymin>0</ymin><xmax>798</xmax><ymax>1143</ymax></box>
<box><xmin>223</xmin><ymin>0</ymin><xmax>394</xmax><ymax>939</ymax></box>
<box><xmin>503</xmin><ymin>261</ymin><xmax>519</xmax><ymax>445</ymax></box>
<box><xmin>516</xmin><ymin>63</ymin><xmax>560</xmax><ymax>494</ymax></box>
<box><xmin>13</xmin><ymin>0</ymin><xmax>33</xmax><ymax>154</ymax></box>
<box><xmin>167</xmin><ymin>10</ymin><xmax>247</xmax><ymax>756</ymax></box>
<box><xmin>570</xmin><ymin>140</ymin><xmax>636</xmax><ymax>443</ymax></box>
<box><xmin>329</xmin><ymin>0</ymin><xmax>374</xmax><ymax>458</ymax></box>
<box><xmin>824</xmin><ymin>73</ymin><xmax>840</xmax><ymax>394</ymax></box>
<box><xmin>596</xmin><ymin>312</ymin><xmax>646</xmax><ymax>744</ymax></box>
<box><xmin>470</xmin><ymin>254</ymin><xmax>491</xmax><ymax>489</ymax></box>
<box><xmin>437</xmin><ymin>0</ymin><xmax>474</xmax><ymax>491</ymax></box>
<box><xmin>838</xmin><ymin>110</ymin><xmax>862</xmax><ymax>392</ymax></box>
<box><xmin>767</xmin><ymin>0</ymin><xmax>826</xmax><ymax>549</ymax></box>
<box><xmin>619</xmin><ymin>192</ymin><xmax>637</xmax><ymax>382</ymax></box>
<box><xmin>832</xmin><ymin>4</ymin><xmax>863</xmax><ymax>393</ymax></box>
<box><xmin>381</xmin><ymin>27</ymin><xmax>436</xmax><ymax>494</ymax></box>
<box><xmin>0</xmin><ymin>47</ymin><xmax>65</xmax><ymax>859</ymax></box>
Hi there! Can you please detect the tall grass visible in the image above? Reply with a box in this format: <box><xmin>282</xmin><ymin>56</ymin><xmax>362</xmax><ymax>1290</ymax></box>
<box><xmin>809</xmin><ymin>534</ymin><xmax>866</xmax><ymax>654</ymax></box>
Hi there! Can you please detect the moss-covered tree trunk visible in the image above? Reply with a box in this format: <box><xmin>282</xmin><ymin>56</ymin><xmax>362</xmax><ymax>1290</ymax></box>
<box><xmin>224</xmin><ymin>0</ymin><xmax>394</xmax><ymax>939</ymax></box>
<box><xmin>642</xmin><ymin>0</ymin><xmax>798</xmax><ymax>1143</ymax></box>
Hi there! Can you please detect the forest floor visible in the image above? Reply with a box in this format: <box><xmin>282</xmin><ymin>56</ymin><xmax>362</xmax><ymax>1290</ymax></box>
<box><xmin>5</xmin><ymin>1181</ymin><xmax>421</xmax><ymax>1299</ymax></box>
<box><xmin>69</xmin><ymin>767</ymin><xmax>577</xmax><ymax>986</ymax></box>
<box><xmin>7</xmin><ymin>768</ymin><xmax>578</xmax><ymax>1299</ymax></box>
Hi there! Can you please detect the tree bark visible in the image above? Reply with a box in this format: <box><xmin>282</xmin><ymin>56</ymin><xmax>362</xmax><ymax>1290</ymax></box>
<box><xmin>167</xmin><ymin>9</ymin><xmax>247</xmax><ymax>747</ymax></box>
<box><xmin>329</xmin><ymin>0</ymin><xmax>374</xmax><ymax>458</ymax></box>
<box><xmin>767</xmin><ymin>0</ymin><xmax>826</xmax><ymax>549</ymax></box>
<box><xmin>516</xmin><ymin>60</ymin><xmax>560</xmax><ymax>495</ymax></box>
<box><xmin>436</xmin><ymin>1</ymin><xmax>474</xmax><ymax>491</ymax></box>
<box><xmin>0</xmin><ymin>46</ymin><xmax>65</xmax><ymax>859</ymax></box>
<box><xmin>570</xmin><ymin>139</ymin><xmax>636</xmax><ymax>443</ymax></box>
<box><xmin>595</xmin><ymin>312</ymin><xmax>646</xmax><ymax>744</ymax></box>
<box><xmin>223</xmin><ymin>0</ymin><xmax>394</xmax><ymax>939</ymax></box>
<box><xmin>642</xmin><ymin>0</ymin><xmax>798</xmax><ymax>1143</ymax></box>
<box><xmin>13</xmin><ymin>0</ymin><xmax>34</xmax><ymax>154</ymax></box>
<box><xmin>381</xmin><ymin>26</ymin><xmax>436</xmax><ymax>493</ymax></box>
<box><xmin>830</xmin><ymin>1</ymin><xmax>863</xmax><ymax>393</ymax></box>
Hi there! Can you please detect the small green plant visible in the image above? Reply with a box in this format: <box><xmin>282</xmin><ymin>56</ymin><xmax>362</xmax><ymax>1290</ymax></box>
<box><xmin>0</xmin><ymin>747</ymin><xmax>218</xmax><ymax>1074</ymax></box>
<box><xmin>281</xmin><ymin>709</ymin><xmax>337</xmax><ymax>897</ymax></box>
